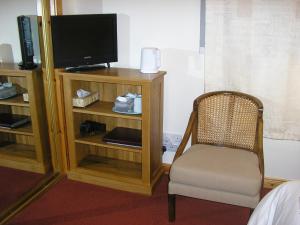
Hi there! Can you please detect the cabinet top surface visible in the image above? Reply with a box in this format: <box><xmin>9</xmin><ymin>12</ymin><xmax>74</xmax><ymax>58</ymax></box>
<box><xmin>58</xmin><ymin>67</ymin><xmax>166</xmax><ymax>83</ymax></box>
<box><xmin>0</xmin><ymin>63</ymin><xmax>39</xmax><ymax>75</ymax></box>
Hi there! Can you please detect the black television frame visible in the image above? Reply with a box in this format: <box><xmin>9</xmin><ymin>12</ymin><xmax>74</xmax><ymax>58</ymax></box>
<box><xmin>51</xmin><ymin>13</ymin><xmax>118</xmax><ymax>71</ymax></box>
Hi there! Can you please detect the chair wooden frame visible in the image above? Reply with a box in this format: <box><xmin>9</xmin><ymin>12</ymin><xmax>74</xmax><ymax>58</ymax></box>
<box><xmin>168</xmin><ymin>91</ymin><xmax>264</xmax><ymax>222</ymax></box>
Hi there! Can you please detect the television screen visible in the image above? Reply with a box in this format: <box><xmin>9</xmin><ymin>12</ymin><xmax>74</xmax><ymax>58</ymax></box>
<box><xmin>51</xmin><ymin>14</ymin><xmax>118</xmax><ymax>69</ymax></box>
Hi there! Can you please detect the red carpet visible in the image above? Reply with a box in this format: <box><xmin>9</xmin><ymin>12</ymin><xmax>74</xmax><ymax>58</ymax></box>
<box><xmin>0</xmin><ymin>166</ymin><xmax>44</xmax><ymax>212</ymax></box>
<box><xmin>8</xmin><ymin>176</ymin><xmax>260</xmax><ymax>225</ymax></box>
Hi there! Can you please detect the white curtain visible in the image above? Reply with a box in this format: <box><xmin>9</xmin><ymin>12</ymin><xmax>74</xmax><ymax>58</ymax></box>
<box><xmin>205</xmin><ymin>0</ymin><xmax>300</xmax><ymax>140</ymax></box>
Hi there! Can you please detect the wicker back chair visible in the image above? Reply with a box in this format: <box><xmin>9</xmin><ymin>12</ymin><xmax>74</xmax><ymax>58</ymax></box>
<box><xmin>169</xmin><ymin>91</ymin><xmax>264</xmax><ymax>222</ymax></box>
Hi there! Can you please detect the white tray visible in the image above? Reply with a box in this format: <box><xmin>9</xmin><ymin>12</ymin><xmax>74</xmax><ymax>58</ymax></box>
<box><xmin>112</xmin><ymin>107</ymin><xmax>141</xmax><ymax>115</ymax></box>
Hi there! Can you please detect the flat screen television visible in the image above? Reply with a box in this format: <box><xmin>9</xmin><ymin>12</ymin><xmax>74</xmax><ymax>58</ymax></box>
<box><xmin>51</xmin><ymin>14</ymin><xmax>118</xmax><ymax>71</ymax></box>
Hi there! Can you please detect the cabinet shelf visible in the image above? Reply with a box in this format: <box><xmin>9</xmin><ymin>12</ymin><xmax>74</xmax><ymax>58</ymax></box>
<box><xmin>58</xmin><ymin>67</ymin><xmax>165</xmax><ymax>194</ymax></box>
<box><xmin>0</xmin><ymin>95</ymin><xmax>29</xmax><ymax>107</ymax></box>
<box><xmin>0</xmin><ymin>143</ymin><xmax>46</xmax><ymax>174</ymax></box>
<box><xmin>75</xmin><ymin>133</ymin><xmax>142</xmax><ymax>153</ymax></box>
<box><xmin>0</xmin><ymin>64</ymin><xmax>50</xmax><ymax>174</ymax></box>
<box><xmin>0</xmin><ymin>143</ymin><xmax>36</xmax><ymax>161</ymax></box>
<box><xmin>77</xmin><ymin>155</ymin><xmax>142</xmax><ymax>180</ymax></box>
<box><xmin>73</xmin><ymin>101</ymin><xmax>142</xmax><ymax>120</ymax></box>
<box><xmin>0</xmin><ymin>124</ymin><xmax>33</xmax><ymax>136</ymax></box>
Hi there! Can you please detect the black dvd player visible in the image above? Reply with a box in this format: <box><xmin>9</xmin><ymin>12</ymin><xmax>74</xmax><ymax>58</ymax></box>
<box><xmin>0</xmin><ymin>113</ymin><xmax>30</xmax><ymax>128</ymax></box>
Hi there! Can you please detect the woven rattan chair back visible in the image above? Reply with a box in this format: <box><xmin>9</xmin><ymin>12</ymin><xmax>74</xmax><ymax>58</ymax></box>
<box><xmin>194</xmin><ymin>91</ymin><xmax>263</xmax><ymax>152</ymax></box>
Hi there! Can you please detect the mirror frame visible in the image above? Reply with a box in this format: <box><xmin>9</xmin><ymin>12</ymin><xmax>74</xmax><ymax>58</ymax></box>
<box><xmin>40</xmin><ymin>0</ymin><xmax>65</xmax><ymax>173</ymax></box>
<box><xmin>0</xmin><ymin>1</ymin><xmax>64</xmax><ymax>224</ymax></box>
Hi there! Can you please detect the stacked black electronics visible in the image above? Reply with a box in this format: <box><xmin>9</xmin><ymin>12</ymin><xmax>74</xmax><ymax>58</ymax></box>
<box><xmin>80</xmin><ymin>120</ymin><xmax>106</xmax><ymax>136</ymax></box>
<box><xmin>17</xmin><ymin>15</ymin><xmax>38</xmax><ymax>69</ymax></box>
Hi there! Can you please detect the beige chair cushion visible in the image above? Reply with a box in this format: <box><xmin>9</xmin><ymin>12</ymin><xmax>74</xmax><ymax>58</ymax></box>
<box><xmin>168</xmin><ymin>182</ymin><xmax>260</xmax><ymax>208</ymax></box>
<box><xmin>169</xmin><ymin>144</ymin><xmax>262</xmax><ymax>197</ymax></box>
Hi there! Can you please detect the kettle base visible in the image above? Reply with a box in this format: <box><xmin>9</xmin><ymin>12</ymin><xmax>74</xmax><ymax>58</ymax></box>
<box><xmin>140</xmin><ymin>69</ymin><xmax>159</xmax><ymax>74</ymax></box>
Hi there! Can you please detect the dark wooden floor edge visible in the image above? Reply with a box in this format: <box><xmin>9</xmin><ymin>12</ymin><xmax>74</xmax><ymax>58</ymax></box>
<box><xmin>0</xmin><ymin>172</ymin><xmax>63</xmax><ymax>225</ymax></box>
<box><xmin>163</xmin><ymin>163</ymin><xmax>287</xmax><ymax>189</ymax></box>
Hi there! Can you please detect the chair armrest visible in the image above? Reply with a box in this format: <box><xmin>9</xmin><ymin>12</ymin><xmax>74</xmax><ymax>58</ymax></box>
<box><xmin>173</xmin><ymin>111</ymin><xmax>197</xmax><ymax>162</ymax></box>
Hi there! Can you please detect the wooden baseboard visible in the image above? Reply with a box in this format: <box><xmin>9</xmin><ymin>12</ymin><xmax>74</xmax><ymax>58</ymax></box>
<box><xmin>163</xmin><ymin>163</ymin><xmax>287</xmax><ymax>189</ymax></box>
<box><xmin>263</xmin><ymin>177</ymin><xmax>287</xmax><ymax>189</ymax></box>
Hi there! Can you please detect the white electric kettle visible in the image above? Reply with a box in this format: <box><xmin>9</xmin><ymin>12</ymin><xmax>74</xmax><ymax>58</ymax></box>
<box><xmin>140</xmin><ymin>47</ymin><xmax>161</xmax><ymax>73</ymax></box>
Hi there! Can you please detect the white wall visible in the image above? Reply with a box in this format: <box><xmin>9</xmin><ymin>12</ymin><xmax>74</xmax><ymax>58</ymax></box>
<box><xmin>62</xmin><ymin>0</ymin><xmax>102</xmax><ymax>15</ymax></box>
<box><xmin>102</xmin><ymin>0</ymin><xmax>204</xmax><ymax>135</ymax></box>
<box><xmin>63</xmin><ymin>0</ymin><xmax>204</xmax><ymax>139</ymax></box>
<box><xmin>0</xmin><ymin>0</ymin><xmax>297</xmax><ymax>180</ymax></box>
<box><xmin>264</xmin><ymin>139</ymin><xmax>300</xmax><ymax>180</ymax></box>
<box><xmin>0</xmin><ymin>0</ymin><xmax>37</xmax><ymax>63</ymax></box>
<box><xmin>57</xmin><ymin>0</ymin><xmax>300</xmax><ymax>180</ymax></box>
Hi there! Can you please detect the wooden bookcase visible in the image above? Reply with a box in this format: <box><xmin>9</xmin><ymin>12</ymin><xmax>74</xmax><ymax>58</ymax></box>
<box><xmin>56</xmin><ymin>68</ymin><xmax>165</xmax><ymax>195</ymax></box>
<box><xmin>0</xmin><ymin>63</ymin><xmax>50</xmax><ymax>174</ymax></box>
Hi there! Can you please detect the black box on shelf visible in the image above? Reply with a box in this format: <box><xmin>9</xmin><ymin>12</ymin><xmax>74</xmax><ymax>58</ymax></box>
<box><xmin>80</xmin><ymin>120</ymin><xmax>106</xmax><ymax>136</ymax></box>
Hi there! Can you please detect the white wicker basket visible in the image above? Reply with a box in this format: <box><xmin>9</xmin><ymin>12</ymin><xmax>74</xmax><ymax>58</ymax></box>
<box><xmin>72</xmin><ymin>92</ymin><xmax>99</xmax><ymax>107</ymax></box>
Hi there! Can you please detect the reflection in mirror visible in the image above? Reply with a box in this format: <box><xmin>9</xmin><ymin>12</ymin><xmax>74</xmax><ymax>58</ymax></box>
<box><xmin>0</xmin><ymin>0</ymin><xmax>55</xmax><ymax>221</ymax></box>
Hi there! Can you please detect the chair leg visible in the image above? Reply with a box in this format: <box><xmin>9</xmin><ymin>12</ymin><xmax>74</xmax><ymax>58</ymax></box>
<box><xmin>249</xmin><ymin>208</ymin><xmax>254</xmax><ymax>217</ymax></box>
<box><xmin>168</xmin><ymin>194</ymin><xmax>176</xmax><ymax>222</ymax></box>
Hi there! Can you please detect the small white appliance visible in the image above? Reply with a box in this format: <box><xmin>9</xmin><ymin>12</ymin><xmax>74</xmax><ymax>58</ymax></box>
<box><xmin>134</xmin><ymin>95</ymin><xmax>142</xmax><ymax>114</ymax></box>
<box><xmin>140</xmin><ymin>47</ymin><xmax>161</xmax><ymax>73</ymax></box>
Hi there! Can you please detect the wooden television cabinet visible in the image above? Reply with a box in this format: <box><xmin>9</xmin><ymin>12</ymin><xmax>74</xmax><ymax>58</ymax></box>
<box><xmin>0</xmin><ymin>63</ymin><xmax>50</xmax><ymax>174</ymax></box>
<box><xmin>56</xmin><ymin>67</ymin><xmax>165</xmax><ymax>195</ymax></box>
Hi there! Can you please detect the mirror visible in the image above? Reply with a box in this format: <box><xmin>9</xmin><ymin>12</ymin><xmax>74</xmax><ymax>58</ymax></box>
<box><xmin>0</xmin><ymin>0</ymin><xmax>58</xmax><ymax>221</ymax></box>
